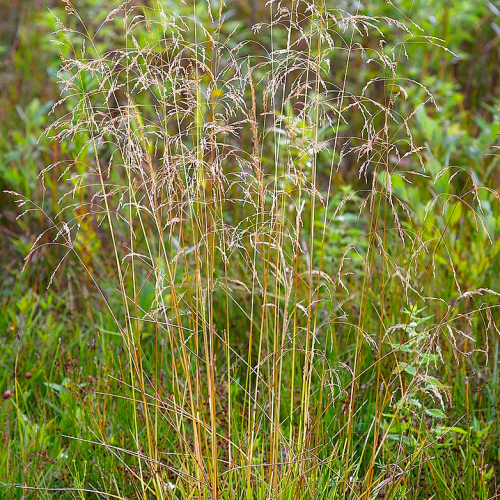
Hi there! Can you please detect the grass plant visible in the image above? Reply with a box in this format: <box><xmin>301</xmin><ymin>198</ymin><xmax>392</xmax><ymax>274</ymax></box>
<box><xmin>1</xmin><ymin>1</ymin><xmax>500</xmax><ymax>499</ymax></box>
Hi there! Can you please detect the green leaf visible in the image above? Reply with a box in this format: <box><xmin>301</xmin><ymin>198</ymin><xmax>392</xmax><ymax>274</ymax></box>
<box><xmin>425</xmin><ymin>408</ymin><xmax>446</xmax><ymax>419</ymax></box>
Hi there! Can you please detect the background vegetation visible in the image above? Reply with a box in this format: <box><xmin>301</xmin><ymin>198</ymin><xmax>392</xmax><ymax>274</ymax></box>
<box><xmin>1</xmin><ymin>0</ymin><xmax>500</xmax><ymax>499</ymax></box>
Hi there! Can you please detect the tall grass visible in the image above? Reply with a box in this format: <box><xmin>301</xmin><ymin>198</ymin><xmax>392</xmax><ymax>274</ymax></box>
<box><xmin>9</xmin><ymin>0</ymin><xmax>500</xmax><ymax>498</ymax></box>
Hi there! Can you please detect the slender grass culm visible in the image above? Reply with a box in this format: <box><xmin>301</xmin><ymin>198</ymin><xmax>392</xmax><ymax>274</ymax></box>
<box><xmin>8</xmin><ymin>0</ymin><xmax>500</xmax><ymax>499</ymax></box>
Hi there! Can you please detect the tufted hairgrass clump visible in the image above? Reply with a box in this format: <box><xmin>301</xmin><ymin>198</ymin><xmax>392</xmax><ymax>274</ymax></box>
<box><xmin>3</xmin><ymin>0</ymin><xmax>500</xmax><ymax>499</ymax></box>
